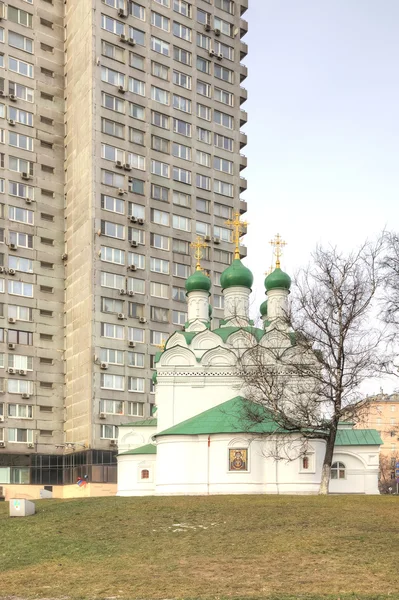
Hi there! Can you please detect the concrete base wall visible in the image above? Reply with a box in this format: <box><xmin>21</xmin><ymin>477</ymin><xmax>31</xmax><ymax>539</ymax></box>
<box><xmin>1</xmin><ymin>483</ymin><xmax>116</xmax><ymax>501</ymax></box>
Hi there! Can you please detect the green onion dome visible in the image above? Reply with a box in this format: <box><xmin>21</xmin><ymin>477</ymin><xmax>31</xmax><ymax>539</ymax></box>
<box><xmin>185</xmin><ymin>269</ymin><xmax>211</xmax><ymax>294</ymax></box>
<box><xmin>265</xmin><ymin>268</ymin><xmax>291</xmax><ymax>292</ymax></box>
<box><xmin>260</xmin><ymin>299</ymin><xmax>268</xmax><ymax>317</ymax></box>
<box><xmin>220</xmin><ymin>259</ymin><xmax>254</xmax><ymax>291</ymax></box>
<box><xmin>208</xmin><ymin>303</ymin><xmax>213</xmax><ymax>318</ymax></box>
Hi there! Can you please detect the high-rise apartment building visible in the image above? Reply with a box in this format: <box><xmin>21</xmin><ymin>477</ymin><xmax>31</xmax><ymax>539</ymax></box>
<box><xmin>0</xmin><ymin>0</ymin><xmax>248</xmax><ymax>494</ymax></box>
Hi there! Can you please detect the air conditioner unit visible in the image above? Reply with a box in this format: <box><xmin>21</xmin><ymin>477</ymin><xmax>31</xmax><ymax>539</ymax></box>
<box><xmin>118</xmin><ymin>85</ymin><xmax>126</xmax><ymax>94</ymax></box>
<box><xmin>118</xmin><ymin>188</ymin><xmax>125</xmax><ymax>195</ymax></box>
<box><xmin>7</xmin><ymin>368</ymin><xmax>15</xmax><ymax>374</ymax></box>
<box><xmin>128</xmin><ymin>290</ymin><xmax>134</xmax><ymax>297</ymax></box>
<box><xmin>115</xmin><ymin>160</ymin><xmax>123</xmax><ymax>168</ymax></box>
<box><xmin>110</xmin><ymin>439</ymin><xmax>118</xmax><ymax>446</ymax></box>
<box><xmin>9</xmin><ymin>93</ymin><xmax>17</xmax><ymax>101</ymax></box>
<box><xmin>119</xmin><ymin>34</ymin><xmax>127</xmax><ymax>42</ymax></box>
<box><xmin>21</xmin><ymin>393</ymin><xmax>30</xmax><ymax>399</ymax></box>
<box><xmin>124</xmin><ymin>163</ymin><xmax>131</xmax><ymax>171</ymax></box>
<box><xmin>209</xmin><ymin>49</ymin><xmax>216</xmax><ymax>57</ymax></box>
<box><xmin>117</xmin><ymin>8</ymin><xmax>127</xmax><ymax>18</ymax></box>
<box><xmin>8</xmin><ymin>317</ymin><xmax>16</xmax><ymax>324</ymax></box>
<box><xmin>99</xmin><ymin>412</ymin><xmax>106</xmax><ymax>419</ymax></box>
<box><xmin>119</xmin><ymin>289</ymin><xmax>126</xmax><ymax>295</ymax></box>
<box><xmin>213</xmin><ymin>237</ymin><xmax>221</xmax><ymax>244</ymax></box>
<box><xmin>61</xmin><ymin>253</ymin><xmax>68</xmax><ymax>261</ymax></box>
<box><xmin>0</xmin><ymin>266</ymin><xmax>4</xmax><ymax>273</ymax></box>
<box><xmin>129</xmin><ymin>216</ymin><xmax>138</xmax><ymax>223</ymax></box>
<box><xmin>8</xmin><ymin>118</ymin><xmax>15</xmax><ymax>126</ymax></box>
<box><xmin>204</xmin><ymin>23</ymin><xmax>211</xmax><ymax>32</ymax></box>
<box><xmin>100</xmin><ymin>362</ymin><xmax>108</xmax><ymax>369</ymax></box>
<box><xmin>128</xmin><ymin>341</ymin><xmax>135</xmax><ymax>348</ymax></box>
<box><xmin>0</xmin><ymin>90</ymin><xmax>5</xmax><ymax>97</ymax></box>
<box><xmin>0</xmin><ymin>441</ymin><xmax>5</xmax><ymax>448</ymax></box>
<box><xmin>204</xmin><ymin>235</ymin><xmax>212</xmax><ymax>242</ymax></box>
<box><xmin>130</xmin><ymin>240</ymin><xmax>138</xmax><ymax>248</ymax></box>
<box><xmin>8</xmin><ymin>268</ymin><xmax>16</xmax><ymax>275</ymax></box>
<box><xmin>28</xmin><ymin>443</ymin><xmax>34</xmax><ymax>448</ymax></box>
<box><xmin>25</xmin><ymin>198</ymin><xmax>33</xmax><ymax>204</ymax></box>
<box><xmin>128</xmin><ymin>38</ymin><xmax>135</xmax><ymax>46</ymax></box>
<box><xmin>117</xmin><ymin>313</ymin><xmax>125</xmax><ymax>320</ymax></box>
<box><xmin>19</xmin><ymin>370</ymin><xmax>26</xmax><ymax>376</ymax></box>
<box><xmin>214</xmin><ymin>28</ymin><xmax>221</xmax><ymax>36</ymax></box>
<box><xmin>0</xmin><ymin>416</ymin><xmax>4</xmax><ymax>422</ymax></box>
<box><xmin>8</xmin><ymin>343</ymin><xmax>16</xmax><ymax>350</ymax></box>
<box><xmin>217</xmin><ymin>53</ymin><xmax>223</xmax><ymax>60</ymax></box>
<box><xmin>129</xmin><ymin>264</ymin><xmax>137</xmax><ymax>271</ymax></box>
<box><xmin>9</xmin><ymin>243</ymin><xmax>17</xmax><ymax>250</ymax></box>
<box><xmin>138</xmin><ymin>317</ymin><xmax>146</xmax><ymax>324</ymax></box>
<box><xmin>137</xmin><ymin>218</ymin><xmax>145</xmax><ymax>225</ymax></box>
<box><xmin>21</xmin><ymin>172</ymin><xmax>31</xmax><ymax>180</ymax></box>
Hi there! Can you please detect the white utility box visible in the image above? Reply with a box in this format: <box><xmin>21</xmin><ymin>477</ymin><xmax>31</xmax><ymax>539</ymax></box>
<box><xmin>9</xmin><ymin>498</ymin><xmax>36</xmax><ymax>517</ymax></box>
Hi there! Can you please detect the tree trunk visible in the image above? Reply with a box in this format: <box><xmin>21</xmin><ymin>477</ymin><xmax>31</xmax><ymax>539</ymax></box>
<box><xmin>319</xmin><ymin>426</ymin><xmax>338</xmax><ymax>495</ymax></box>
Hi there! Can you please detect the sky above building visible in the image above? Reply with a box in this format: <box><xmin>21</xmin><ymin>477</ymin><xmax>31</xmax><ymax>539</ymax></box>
<box><xmin>242</xmin><ymin>1</ymin><xmax>399</xmax><ymax>391</ymax></box>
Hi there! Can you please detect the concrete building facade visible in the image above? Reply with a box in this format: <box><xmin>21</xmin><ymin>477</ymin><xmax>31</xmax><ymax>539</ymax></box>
<box><xmin>0</xmin><ymin>0</ymin><xmax>248</xmax><ymax>495</ymax></box>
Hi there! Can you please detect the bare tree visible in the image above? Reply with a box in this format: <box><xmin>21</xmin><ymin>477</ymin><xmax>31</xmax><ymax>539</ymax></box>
<box><xmin>381</xmin><ymin>231</ymin><xmax>399</xmax><ymax>343</ymax></box>
<box><xmin>240</xmin><ymin>239</ymin><xmax>386</xmax><ymax>494</ymax></box>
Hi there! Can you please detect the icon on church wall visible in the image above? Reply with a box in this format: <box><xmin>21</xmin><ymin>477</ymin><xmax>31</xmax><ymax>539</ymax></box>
<box><xmin>229</xmin><ymin>449</ymin><xmax>248</xmax><ymax>471</ymax></box>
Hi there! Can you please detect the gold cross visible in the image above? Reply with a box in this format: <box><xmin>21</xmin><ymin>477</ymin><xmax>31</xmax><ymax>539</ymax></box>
<box><xmin>269</xmin><ymin>233</ymin><xmax>287</xmax><ymax>269</ymax></box>
<box><xmin>155</xmin><ymin>342</ymin><xmax>165</xmax><ymax>351</ymax></box>
<box><xmin>190</xmin><ymin>236</ymin><xmax>208</xmax><ymax>271</ymax></box>
<box><xmin>225</xmin><ymin>212</ymin><xmax>248</xmax><ymax>260</ymax></box>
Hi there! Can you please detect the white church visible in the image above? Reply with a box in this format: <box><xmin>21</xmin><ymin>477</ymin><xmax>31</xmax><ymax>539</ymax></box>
<box><xmin>117</xmin><ymin>227</ymin><xmax>381</xmax><ymax>496</ymax></box>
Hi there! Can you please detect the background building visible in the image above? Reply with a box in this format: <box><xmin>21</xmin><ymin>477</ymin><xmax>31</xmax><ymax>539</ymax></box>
<box><xmin>0</xmin><ymin>0</ymin><xmax>248</xmax><ymax>493</ymax></box>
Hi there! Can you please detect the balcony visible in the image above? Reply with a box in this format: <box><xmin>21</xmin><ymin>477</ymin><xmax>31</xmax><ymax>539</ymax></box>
<box><xmin>240</xmin><ymin>41</ymin><xmax>248</xmax><ymax>60</ymax></box>
<box><xmin>240</xmin><ymin>86</ymin><xmax>248</xmax><ymax>105</ymax></box>
<box><xmin>239</xmin><ymin>245</ymin><xmax>247</xmax><ymax>258</ymax></box>
<box><xmin>240</xmin><ymin>109</ymin><xmax>248</xmax><ymax>127</ymax></box>
<box><xmin>239</xmin><ymin>200</ymin><xmax>248</xmax><ymax>215</ymax></box>
<box><xmin>240</xmin><ymin>63</ymin><xmax>248</xmax><ymax>83</ymax></box>
<box><xmin>239</xmin><ymin>154</ymin><xmax>247</xmax><ymax>171</ymax></box>
<box><xmin>240</xmin><ymin>0</ymin><xmax>248</xmax><ymax>16</ymax></box>
<box><xmin>239</xmin><ymin>177</ymin><xmax>247</xmax><ymax>192</ymax></box>
<box><xmin>239</xmin><ymin>131</ymin><xmax>247</xmax><ymax>149</ymax></box>
<box><xmin>240</xmin><ymin>18</ymin><xmax>248</xmax><ymax>38</ymax></box>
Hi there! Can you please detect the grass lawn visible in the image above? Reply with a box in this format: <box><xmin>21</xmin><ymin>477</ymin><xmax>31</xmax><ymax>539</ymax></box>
<box><xmin>0</xmin><ymin>495</ymin><xmax>399</xmax><ymax>600</ymax></box>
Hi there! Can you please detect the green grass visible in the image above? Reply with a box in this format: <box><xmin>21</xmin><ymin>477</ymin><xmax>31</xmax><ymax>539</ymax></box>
<box><xmin>0</xmin><ymin>495</ymin><xmax>398</xmax><ymax>600</ymax></box>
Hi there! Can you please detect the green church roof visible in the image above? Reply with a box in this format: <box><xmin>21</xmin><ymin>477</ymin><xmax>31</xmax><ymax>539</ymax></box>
<box><xmin>185</xmin><ymin>269</ymin><xmax>211</xmax><ymax>294</ymax></box>
<box><xmin>119</xmin><ymin>418</ymin><xmax>158</xmax><ymax>428</ymax></box>
<box><xmin>265</xmin><ymin>267</ymin><xmax>291</xmax><ymax>292</ymax></box>
<box><xmin>220</xmin><ymin>259</ymin><xmax>254</xmax><ymax>290</ymax></box>
<box><xmin>260</xmin><ymin>299</ymin><xmax>268</xmax><ymax>317</ymax></box>
<box><xmin>118</xmin><ymin>443</ymin><xmax>157</xmax><ymax>456</ymax></box>
<box><xmin>335</xmin><ymin>429</ymin><xmax>382</xmax><ymax>446</ymax></box>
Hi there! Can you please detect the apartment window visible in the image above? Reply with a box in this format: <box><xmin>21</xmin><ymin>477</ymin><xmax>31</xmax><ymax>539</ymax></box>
<box><xmin>101</xmin><ymin>220</ymin><xmax>125</xmax><ymax>240</ymax></box>
<box><xmin>215</xmin><ymin>40</ymin><xmax>234</xmax><ymax>61</ymax></box>
<box><xmin>214</xmin><ymin>294</ymin><xmax>225</xmax><ymax>309</ymax></box>
<box><xmin>150</xmin><ymin>305</ymin><xmax>169</xmax><ymax>323</ymax></box>
<box><xmin>101</xmin><ymin>194</ymin><xmax>125</xmax><ymax>215</ymax></box>
<box><xmin>197</xmin><ymin>32</ymin><xmax>210</xmax><ymax>51</ymax></box>
<box><xmin>129</xmin><ymin>2</ymin><xmax>145</xmax><ymax>20</ymax></box>
<box><xmin>101</xmin><ymin>271</ymin><xmax>126</xmax><ymax>290</ymax></box>
<box><xmin>101</xmin><ymin>66</ymin><xmax>125</xmax><ymax>88</ymax></box>
<box><xmin>196</xmin><ymin>198</ymin><xmax>210</xmax><ymax>213</ymax></box>
<box><xmin>128</xmin><ymin>402</ymin><xmax>144</xmax><ymax>417</ymax></box>
<box><xmin>154</xmin><ymin>0</ymin><xmax>170</xmax><ymax>5</ymax></box>
<box><xmin>151</xmin><ymin>183</ymin><xmax>169</xmax><ymax>202</ymax></box>
<box><xmin>150</xmin><ymin>330</ymin><xmax>168</xmax><ymax>346</ymax></box>
<box><xmin>130</xmin><ymin>52</ymin><xmax>145</xmax><ymax>70</ymax></box>
<box><xmin>214</xmin><ymin>225</ymin><xmax>232</xmax><ymax>242</ymax></box>
<box><xmin>8</xmin><ymin>31</ymin><xmax>33</xmax><ymax>53</ymax></box>
<box><xmin>215</xmin><ymin>87</ymin><xmax>234</xmax><ymax>107</ymax></box>
<box><xmin>173</xmin><ymin>214</ymin><xmax>191</xmax><ymax>231</ymax></box>
<box><xmin>8</xmin><ymin>256</ymin><xmax>33</xmax><ymax>273</ymax></box>
<box><xmin>151</xmin><ymin>161</ymin><xmax>170</xmax><ymax>179</ymax></box>
<box><xmin>128</xmin><ymin>301</ymin><xmax>144</xmax><ymax>318</ymax></box>
<box><xmin>150</xmin><ymin>257</ymin><xmax>169</xmax><ymax>275</ymax></box>
<box><xmin>128</xmin><ymin>77</ymin><xmax>145</xmax><ymax>96</ymax></box>
<box><xmin>150</xmin><ymin>233</ymin><xmax>170</xmax><ymax>251</ymax></box>
<box><xmin>214</xmin><ymin>110</ymin><xmax>234</xmax><ymax>129</ymax></box>
<box><xmin>101</xmin><ymin>118</ymin><xmax>124</xmax><ymax>138</ymax></box>
<box><xmin>150</xmin><ymin>282</ymin><xmax>169</xmax><ymax>299</ymax></box>
<box><xmin>214</xmin><ymin>132</ymin><xmax>234</xmax><ymax>152</ymax></box>
<box><xmin>214</xmin><ymin>249</ymin><xmax>233</xmax><ymax>264</ymax></box>
<box><xmin>173</xmin><ymin>46</ymin><xmax>192</xmax><ymax>66</ymax></box>
<box><xmin>173</xmin><ymin>118</ymin><xmax>191</xmax><ymax>137</ymax></box>
<box><xmin>214</xmin><ymin>202</ymin><xmax>233</xmax><ymax>219</ymax></box>
<box><xmin>151</xmin><ymin>208</ymin><xmax>170</xmax><ymax>226</ymax></box>
<box><xmin>214</xmin><ymin>64</ymin><xmax>234</xmax><ymax>83</ymax></box>
<box><xmin>214</xmin><ymin>179</ymin><xmax>233</xmax><ymax>197</ymax></box>
<box><xmin>197</xmin><ymin>80</ymin><xmax>211</xmax><ymax>98</ymax></box>
<box><xmin>127</xmin><ymin>277</ymin><xmax>145</xmax><ymax>294</ymax></box>
<box><xmin>173</xmin><ymin>21</ymin><xmax>191</xmax><ymax>42</ymax></box>
<box><xmin>197</xmin><ymin>126</ymin><xmax>212</xmax><ymax>145</ymax></box>
<box><xmin>100</xmin><ymin>399</ymin><xmax>124</xmax><ymax>415</ymax></box>
<box><xmin>128</xmin><ymin>376</ymin><xmax>145</xmax><ymax>393</ymax></box>
<box><xmin>196</xmin><ymin>221</ymin><xmax>211</xmax><ymax>237</ymax></box>
<box><xmin>172</xmin><ymin>143</ymin><xmax>191</xmax><ymax>161</ymax></box>
<box><xmin>173</xmin><ymin>94</ymin><xmax>191</xmax><ymax>114</ymax></box>
<box><xmin>127</xmin><ymin>152</ymin><xmax>145</xmax><ymax>171</ymax></box>
<box><xmin>8</xmin><ymin>205</ymin><xmax>33</xmax><ymax>224</ymax></box>
<box><xmin>172</xmin><ymin>239</ymin><xmax>189</xmax><ymax>254</ymax></box>
<box><xmin>172</xmin><ymin>191</ymin><xmax>190</xmax><ymax>207</ymax></box>
<box><xmin>128</xmin><ymin>227</ymin><xmax>145</xmax><ymax>245</ymax></box>
<box><xmin>101</xmin><ymin>297</ymin><xmax>124</xmax><ymax>315</ymax></box>
<box><xmin>128</xmin><ymin>327</ymin><xmax>145</xmax><ymax>343</ymax></box>
<box><xmin>172</xmin><ymin>310</ymin><xmax>187</xmax><ymax>326</ymax></box>
<box><xmin>102</xmin><ymin>40</ymin><xmax>125</xmax><ymax>63</ymax></box>
<box><xmin>8</xmin><ymin>428</ymin><xmax>34</xmax><ymax>443</ymax></box>
<box><xmin>214</xmin><ymin>272</ymin><xmax>222</xmax><ymax>287</ymax></box>
<box><xmin>197</xmin><ymin>104</ymin><xmax>212</xmax><ymax>121</ymax></box>
<box><xmin>152</xmin><ymin>111</ymin><xmax>170</xmax><ymax>130</ymax></box>
<box><xmin>101</xmin><ymin>14</ymin><xmax>125</xmax><ymax>36</ymax></box>
<box><xmin>8</xmin><ymin>404</ymin><xmax>33</xmax><ymax>418</ymax></box>
<box><xmin>196</xmin><ymin>174</ymin><xmax>211</xmax><ymax>191</ymax></box>
<box><xmin>128</xmin><ymin>27</ymin><xmax>145</xmax><ymax>46</ymax></box>
<box><xmin>151</xmin><ymin>11</ymin><xmax>170</xmax><ymax>31</ymax></box>
<box><xmin>151</xmin><ymin>85</ymin><xmax>170</xmax><ymax>105</ymax></box>
<box><xmin>100</xmin><ymin>246</ymin><xmax>125</xmax><ymax>266</ymax></box>
<box><xmin>214</xmin><ymin>16</ymin><xmax>233</xmax><ymax>37</ymax></box>
<box><xmin>196</xmin><ymin>150</ymin><xmax>211</xmax><ymax>167</ymax></box>
<box><xmin>197</xmin><ymin>56</ymin><xmax>211</xmax><ymax>75</ymax></box>
<box><xmin>9</xmin><ymin>231</ymin><xmax>33</xmax><ymax>249</ymax></box>
<box><xmin>9</xmin><ymin>182</ymin><xmax>34</xmax><ymax>202</ymax></box>
<box><xmin>9</xmin><ymin>56</ymin><xmax>33</xmax><ymax>78</ymax></box>
<box><xmin>40</xmin><ymin>43</ymin><xmax>53</xmax><ymax>53</ymax></box>
<box><xmin>127</xmin><ymin>352</ymin><xmax>145</xmax><ymax>369</ymax></box>
<box><xmin>214</xmin><ymin>156</ymin><xmax>234</xmax><ymax>174</ymax></box>
<box><xmin>8</xmin><ymin>329</ymin><xmax>33</xmax><ymax>345</ymax></box>
<box><xmin>9</xmin><ymin>132</ymin><xmax>33</xmax><ymax>151</ymax></box>
<box><xmin>128</xmin><ymin>203</ymin><xmax>145</xmax><ymax>219</ymax></box>
<box><xmin>102</xmin><ymin>92</ymin><xmax>125</xmax><ymax>114</ymax></box>
<box><xmin>101</xmin><ymin>322</ymin><xmax>125</xmax><ymax>342</ymax></box>
<box><xmin>173</xmin><ymin>166</ymin><xmax>191</xmax><ymax>184</ymax></box>
<box><xmin>151</xmin><ymin>61</ymin><xmax>169</xmax><ymax>81</ymax></box>
<box><xmin>215</xmin><ymin>0</ymin><xmax>234</xmax><ymax>13</ymax></box>
<box><xmin>173</xmin><ymin>70</ymin><xmax>191</xmax><ymax>90</ymax></box>
<box><xmin>129</xmin><ymin>128</ymin><xmax>145</xmax><ymax>146</ymax></box>
<box><xmin>8</xmin><ymin>107</ymin><xmax>33</xmax><ymax>126</ymax></box>
<box><xmin>100</xmin><ymin>424</ymin><xmax>118</xmax><ymax>440</ymax></box>
<box><xmin>172</xmin><ymin>287</ymin><xmax>186</xmax><ymax>302</ymax></box>
<box><xmin>151</xmin><ymin>36</ymin><xmax>170</xmax><ymax>57</ymax></box>
<box><xmin>8</xmin><ymin>281</ymin><xmax>33</xmax><ymax>297</ymax></box>
<box><xmin>8</xmin><ymin>305</ymin><xmax>32</xmax><ymax>322</ymax></box>
<box><xmin>128</xmin><ymin>252</ymin><xmax>145</xmax><ymax>270</ymax></box>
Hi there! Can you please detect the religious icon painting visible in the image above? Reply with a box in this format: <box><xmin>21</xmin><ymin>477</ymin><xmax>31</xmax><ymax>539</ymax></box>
<box><xmin>228</xmin><ymin>448</ymin><xmax>248</xmax><ymax>472</ymax></box>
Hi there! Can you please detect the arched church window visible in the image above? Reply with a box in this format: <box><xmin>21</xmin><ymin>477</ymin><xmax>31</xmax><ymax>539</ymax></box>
<box><xmin>330</xmin><ymin>462</ymin><xmax>346</xmax><ymax>480</ymax></box>
<box><xmin>141</xmin><ymin>469</ymin><xmax>150</xmax><ymax>479</ymax></box>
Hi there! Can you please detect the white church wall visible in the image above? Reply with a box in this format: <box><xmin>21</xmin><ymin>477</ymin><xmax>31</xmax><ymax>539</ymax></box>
<box><xmin>329</xmin><ymin>448</ymin><xmax>380</xmax><ymax>495</ymax></box>
<box><xmin>118</xmin><ymin>426</ymin><xmax>157</xmax><ymax>453</ymax></box>
<box><xmin>156</xmin><ymin>436</ymin><xmax>209</xmax><ymax>495</ymax></box>
<box><xmin>117</xmin><ymin>454</ymin><xmax>156</xmax><ymax>496</ymax></box>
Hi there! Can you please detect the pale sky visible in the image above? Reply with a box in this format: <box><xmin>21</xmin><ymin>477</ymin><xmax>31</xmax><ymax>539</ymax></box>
<box><xmin>242</xmin><ymin>1</ymin><xmax>399</xmax><ymax>392</ymax></box>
